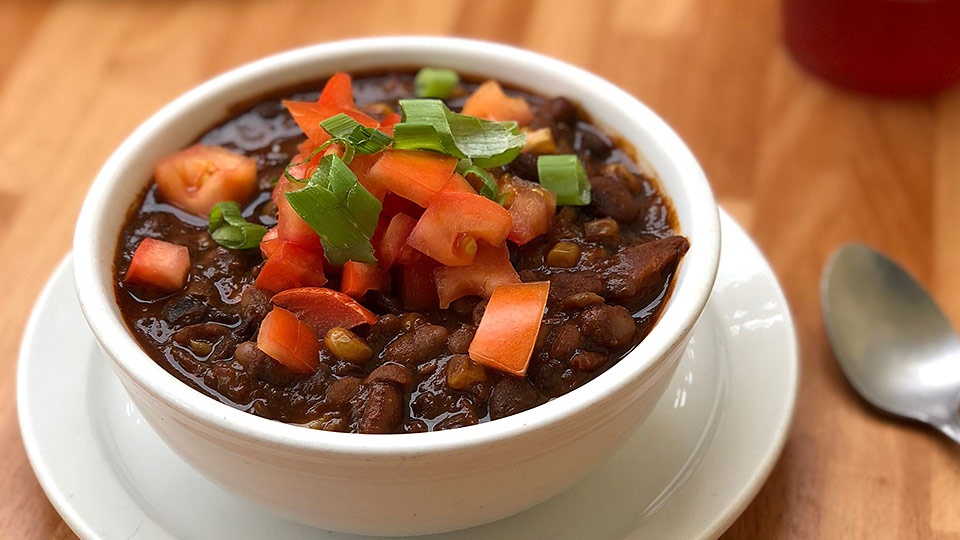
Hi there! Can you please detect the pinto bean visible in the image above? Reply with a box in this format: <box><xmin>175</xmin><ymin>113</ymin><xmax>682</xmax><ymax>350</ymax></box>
<box><xmin>383</xmin><ymin>324</ymin><xmax>449</xmax><ymax>366</ymax></box>
<box><xmin>578</xmin><ymin>304</ymin><xmax>636</xmax><ymax>349</ymax></box>
<box><xmin>239</xmin><ymin>286</ymin><xmax>271</xmax><ymax>324</ymax></box>
<box><xmin>447</xmin><ymin>325</ymin><xmax>476</xmax><ymax>354</ymax></box>
<box><xmin>325</xmin><ymin>377</ymin><xmax>363</xmax><ymax>407</ymax></box>
<box><xmin>549</xmin><ymin>323</ymin><xmax>581</xmax><ymax>360</ymax></box>
<box><xmin>359</xmin><ymin>382</ymin><xmax>404</xmax><ymax>434</ymax></box>
<box><xmin>489</xmin><ymin>377</ymin><xmax>541</xmax><ymax>420</ymax></box>
<box><xmin>366</xmin><ymin>363</ymin><xmax>414</xmax><ymax>389</ymax></box>
<box><xmin>571</xmin><ymin>350</ymin><xmax>607</xmax><ymax>372</ymax></box>
<box><xmin>234</xmin><ymin>341</ymin><xmax>267</xmax><ymax>375</ymax></box>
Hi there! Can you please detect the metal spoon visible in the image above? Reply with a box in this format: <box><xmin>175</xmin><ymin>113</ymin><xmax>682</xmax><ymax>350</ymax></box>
<box><xmin>821</xmin><ymin>243</ymin><xmax>960</xmax><ymax>444</ymax></box>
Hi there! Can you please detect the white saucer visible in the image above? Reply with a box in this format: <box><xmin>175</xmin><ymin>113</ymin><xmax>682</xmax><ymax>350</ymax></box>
<box><xmin>18</xmin><ymin>210</ymin><xmax>797</xmax><ymax>540</ymax></box>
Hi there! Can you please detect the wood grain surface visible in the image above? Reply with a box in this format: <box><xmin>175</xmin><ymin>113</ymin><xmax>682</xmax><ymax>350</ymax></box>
<box><xmin>3</xmin><ymin>0</ymin><xmax>959</xmax><ymax>538</ymax></box>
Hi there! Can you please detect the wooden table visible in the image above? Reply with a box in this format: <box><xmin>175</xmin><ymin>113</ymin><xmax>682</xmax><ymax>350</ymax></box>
<box><xmin>3</xmin><ymin>1</ymin><xmax>959</xmax><ymax>538</ymax></box>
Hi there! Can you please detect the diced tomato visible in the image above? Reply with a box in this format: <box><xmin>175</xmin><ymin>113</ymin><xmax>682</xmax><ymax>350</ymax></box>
<box><xmin>434</xmin><ymin>242</ymin><xmax>520</xmax><ymax>308</ymax></box>
<box><xmin>362</xmin><ymin>149</ymin><xmax>459</xmax><ymax>206</ymax></box>
<box><xmin>317</xmin><ymin>72</ymin><xmax>357</xmax><ymax>109</ymax></box>
<box><xmin>398</xmin><ymin>257</ymin><xmax>440</xmax><ymax>310</ymax></box>
<box><xmin>271</xmin><ymin>287</ymin><xmax>377</xmax><ymax>337</ymax></box>
<box><xmin>124</xmin><ymin>238</ymin><xmax>191</xmax><ymax>292</ymax></box>
<box><xmin>406</xmin><ymin>191</ymin><xmax>513</xmax><ymax>267</ymax></box>
<box><xmin>255</xmin><ymin>241</ymin><xmax>327</xmax><ymax>293</ymax></box>
<box><xmin>257</xmin><ymin>307</ymin><xmax>319</xmax><ymax>373</ymax></box>
<box><xmin>282</xmin><ymin>140</ymin><xmax>324</xmax><ymax>183</ymax></box>
<box><xmin>348</xmin><ymin>152</ymin><xmax>380</xmax><ymax>184</ymax></box>
<box><xmin>340</xmin><ymin>261</ymin><xmax>391</xmax><ymax>299</ymax></box>
<box><xmin>461</xmin><ymin>80</ymin><xmax>534</xmax><ymax>126</ymax></box>
<box><xmin>468</xmin><ymin>281</ymin><xmax>550</xmax><ymax>376</ymax></box>
<box><xmin>154</xmin><ymin>144</ymin><xmax>258</xmax><ymax>217</ymax></box>
<box><xmin>282</xmin><ymin>73</ymin><xmax>378</xmax><ymax>145</ymax></box>
<box><xmin>273</xmin><ymin>176</ymin><xmax>323</xmax><ymax>249</ymax></box>
<box><xmin>499</xmin><ymin>176</ymin><xmax>557</xmax><ymax>245</ymax></box>
<box><xmin>378</xmin><ymin>112</ymin><xmax>402</xmax><ymax>136</ymax></box>
<box><xmin>440</xmin><ymin>173</ymin><xmax>476</xmax><ymax>195</ymax></box>
<box><xmin>377</xmin><ymin>212</ymin><xmax>419</xmax><ymax>269</ymax></box>
<box><xmin>259</xmin><ymin>227</ymin><xmax>280</xmax><ymax>259</ymax></box>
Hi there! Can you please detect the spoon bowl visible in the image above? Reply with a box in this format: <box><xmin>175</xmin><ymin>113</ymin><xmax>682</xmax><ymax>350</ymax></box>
<box><xmin>821</xmin><ymin>243</ymin><xmax>960</xmax><ymax>444</ymax></box>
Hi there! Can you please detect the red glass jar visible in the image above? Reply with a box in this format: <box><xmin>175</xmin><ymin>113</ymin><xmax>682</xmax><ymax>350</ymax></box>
<box><xmin>783</xmin><ymin>0</ymin><xmax>960</xmax><ymax>96</ymax></box>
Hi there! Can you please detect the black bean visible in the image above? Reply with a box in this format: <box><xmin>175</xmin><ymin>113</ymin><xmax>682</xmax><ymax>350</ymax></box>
<box><xmin>503</xmin><ymin>153</ymin><xmax>539</xmax><ymax>182</ymax></box>
<box><xmin>532</xmin><ymin>97</ymin><xmax>579</xmax><ymax>128</ymax></box>
<box><xmin>575</xmin><ymin>122</ymin><xmax>614</xmax><ymax>162</ymax></box>
<box><xmin>162</xmin><ymin>294</ymin><xmax>208</xmax><ymax>325</ymax></box>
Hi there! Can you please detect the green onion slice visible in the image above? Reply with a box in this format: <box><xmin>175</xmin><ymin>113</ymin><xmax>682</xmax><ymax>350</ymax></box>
<box><xmin>456</xmin><ymin>158</ymin><xmax>498</xmax><ymax>200</ymax></box>
<box><xmin>208</xmin><ymin>201</ymin><xmax>268</xmax><ymax>250</ymax></box>
<box><xmin>320</xmin><ymin>113</ymin><xmax>392</xmax><ymax>155</ymax></box>
<box><xmin>284</xmin><ymin>154</ymin><xmax>382</xmax><ymax>266</ymax></box>
<box><xmin>414</xmin><ymin>68</ymin><xmax>460</xmax><ymax>99</ymax></box>
<box><xmin>537</xmin><ymin>154</ymin><xmax>591</xmax><ymax>206</ymax></box>
<box><xmin>392</xmin><ymin>99</ymin><xmax>525</xmax><ymax>168</ymax></box>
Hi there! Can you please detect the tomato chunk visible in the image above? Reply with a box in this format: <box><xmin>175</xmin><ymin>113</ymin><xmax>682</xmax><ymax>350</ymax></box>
<box><xmin>362</xmin><ymin>149</ymin><xmax>461</xmax><ymax>205</ymax></box>
<box><xmin>499</xmin><ymin>175</ymin><xmax>557</xmax><ymax>245</ymax></box>
<box><xmin>461</xmin><ymin>80</ymin><xmax>534</xmax><ymax>126</ymax></box>
<box><xmin>259</xmin><ymin>227</ymin><xmax>280</xmax><ymax>259</ymax></box>
<box><xmin>340</xmin><ymin>261</ymin><xmax>391</xmax><ymax>299</ymax></box>
<box><xmin>468</xmin><ymin>282</ymin><xmax>550</xmax><ymax>377</ymax></box>
<box><xmin>154</xmin><ymin>144</ymin><xmax>258</xmax><ymax>217</ymax></box>
<box><xmin>282</xmin><ymin>73</ymin><xmax>378</xmax><ymax>144</ymax></box>
<box><xmin>377</xmin><ymin>212</ymin><xmax>419</xmax><ymax>269</ymax></box>
<box><xmin>255</xmin><ymin>241</ymin><xmax>328</xmax><ymax>293</ymax></box>
<box><xmin>271</xmin><ymin>287</ymin><xmax>377</xmax><ymax>337</ymax></box>
<box><xmin>257</xmin><ymin>307</ymin><xmax>319</xmax><ymax>373</ymax></box>
<box><xmin>273</xmin><ymin>176</ymin><xmax>323</xmax><ymax>249</ymax></box>
<box><xmin>124</xmin><ymin>238</ymin><xmax>190</xmax><ymax>292</ymax></box>
<box><xmin>434</xmin><ymin>242</ymin><xmax>520</xmax><ymax>308</ymax></box>
<box><xmin>406</xmin><ymin>191</ymin><xmax>513</xmax><ymax>266</ymax></box>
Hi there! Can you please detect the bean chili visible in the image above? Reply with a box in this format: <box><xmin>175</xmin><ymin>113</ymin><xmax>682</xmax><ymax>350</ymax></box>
<box><xmin>113</xmin><ymin>71</ymin><xmax>688</xmax><ymax>433</ymax></box>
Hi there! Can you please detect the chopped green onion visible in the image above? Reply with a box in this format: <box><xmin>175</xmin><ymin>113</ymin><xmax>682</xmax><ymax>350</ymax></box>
<box><xmin>537</xmin><ymin>155</ymin><xmax>591</xmax><ymax>206</ymax></box>
<box><xmin>320</xmin><ymin>113</ymin><xmax>392</xmax><ymax>155</ymax></box>
<box><xmin>414</xmin><ymin>68</ymin><xmax>460</xmax><ymax>99</ymax></box>
<box><xmin>284</xmin><ymin>154</ymin><xmax>382</xmax><ymax>266</ymax></box>
<box><xmin>208</xmin><ymin>201</ymin><xmax>268</xmax><ymax>250</ymax></box>
<box><xmin>456</xmin><ymin>158</ymin><xmax>498</xmax><ymax>200</ymax></box>
<box><xmin>392</xmin><ymin>99</ymin><xmax>525</xmax><ymax>168</ymax></box>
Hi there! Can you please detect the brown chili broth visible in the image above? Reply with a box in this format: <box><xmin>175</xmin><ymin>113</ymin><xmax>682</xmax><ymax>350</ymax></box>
<box><xmin>113</xmin><ymin>71</ymin><xmax>685</xmax><ymax>433</ymax></box>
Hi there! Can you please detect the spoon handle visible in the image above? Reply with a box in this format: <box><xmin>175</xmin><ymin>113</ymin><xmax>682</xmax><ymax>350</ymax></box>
<box><xmin>937</xmin><ymin>419</ymin><xmax>960</xmax><ymax>446</ymax></box>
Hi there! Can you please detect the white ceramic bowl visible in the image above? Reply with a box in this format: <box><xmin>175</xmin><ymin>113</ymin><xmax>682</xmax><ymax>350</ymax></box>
<box><xmin>73</xmin><ymin>37</ymin><xmax>720</xmax><ymax>536</ymax></box>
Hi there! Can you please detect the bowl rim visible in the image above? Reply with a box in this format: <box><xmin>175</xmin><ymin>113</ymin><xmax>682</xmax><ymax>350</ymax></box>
<box><xmin>74</xmin><ymin>36</ymin><xmax>720</xmax><ymax>457</ymax></box>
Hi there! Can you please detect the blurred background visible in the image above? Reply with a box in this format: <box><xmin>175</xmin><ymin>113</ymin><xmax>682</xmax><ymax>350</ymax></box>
<box><xmin>2</xmin><ymin>0</ymin><xmax>959</xmax><ymax>538</ymax></box>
